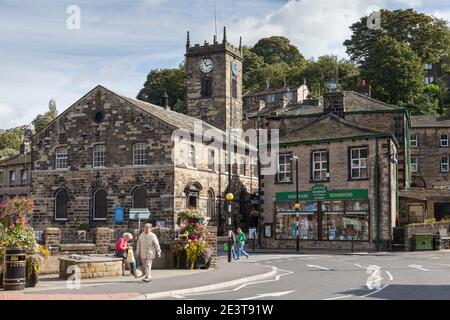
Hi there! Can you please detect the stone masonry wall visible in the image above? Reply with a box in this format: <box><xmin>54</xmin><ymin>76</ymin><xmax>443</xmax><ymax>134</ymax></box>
<box><xmin>404</xmin><ymin>221</ymin><xmax>450</xmax><ymax>251</ymax></box>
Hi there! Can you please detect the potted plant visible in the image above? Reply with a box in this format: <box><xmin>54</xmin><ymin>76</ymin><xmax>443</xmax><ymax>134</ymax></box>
<box><xmin>26</xmin><ymin>244</ymin><xmax>49</xmax><ymax>287</ymax></box>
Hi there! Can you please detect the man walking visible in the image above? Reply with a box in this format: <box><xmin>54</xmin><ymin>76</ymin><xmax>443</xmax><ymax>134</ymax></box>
<box><xmin>236</xmin><ymin>227</ymin><xmax>250</xmax><ymax>259</ymax></box>
<box><xmin>137</xmin><ymin>223</ymin><xmax>161</xmax><ymax>282</ymax></box>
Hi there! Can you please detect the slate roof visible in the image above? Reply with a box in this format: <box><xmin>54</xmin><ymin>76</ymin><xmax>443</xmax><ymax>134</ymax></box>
<box><xmin>411</xmin><ymin>115</ymin><xmax>450</xmax><ymax>128</ymax></box>
<box><xmin>269</xmin><ymin>91</ymin><xmax>401</xmax><ymax>117</ymax></box>
<box><xmin>0</xmin><ymin>153</ymin><xmax>31</xmax><ymax>167</ymax></box>
<box><xmin>279</xmin><ymin>113</ymin><xmax>386</xmax><ymax>144</ymax></box>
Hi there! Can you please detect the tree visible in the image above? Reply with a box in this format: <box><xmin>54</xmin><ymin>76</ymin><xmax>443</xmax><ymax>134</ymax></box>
<box><xmin>32</xmin><ymin>99</ymin><xmax>58</xmax><ymax>132</ymax></box>
<box><xmin>0</xmin><ymin>128</ymin><xmax>23</xmax><ymax>151</ymax></box>
<box><xmin>252</xmin><ymin>36</ymin><xmax>305</xmax><ymax>67</ymax></box>
<box><xmin>136</xmin><ymin>64</ymin><xmax>186</xmax><ymax>113</ymax></box>
<box><xmin>242</xmin><ymin>46</ymin><xmax>266</xmax><ymax>92</ymax></box>
<box><xmin>0</xmin><ymin>148</ymin><xmax>19</xmax><ymax>160</ymax></box>
<box><xmin>344</xmin><ymin>9</ymin><xmax>450</xmax><ymax>65</ymax></box>
<box><xmin>287</xmin><ymin>55</ymin><xmax>360</xmax><ymax>97</ymax></box>
<box><xmin>361</xmin><ymin>36</ymin><xmax>424</xmax><ymax>105</ymax></box>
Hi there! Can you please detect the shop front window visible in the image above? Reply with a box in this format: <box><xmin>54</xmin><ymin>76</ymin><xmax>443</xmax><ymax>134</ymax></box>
<box><xmin>275</xmin><ymin>202</ymin><xmax>318</xmax><ymax>240</ymax></box>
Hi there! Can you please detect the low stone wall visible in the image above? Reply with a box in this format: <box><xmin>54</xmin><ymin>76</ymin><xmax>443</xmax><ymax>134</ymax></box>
<box><xmin>59</xmin><ymin>243</ymin><xmax>97</xmax><ymax>255</ymax></box>
<box><xmin>59</xmin><ymin>255</ymin><xmax>123</xmax><ymax>279</ymax></box>
<box><xmin>404</xmin><ymin>222</ymin><xmax>450</xmax><ymax>251</ymax></box>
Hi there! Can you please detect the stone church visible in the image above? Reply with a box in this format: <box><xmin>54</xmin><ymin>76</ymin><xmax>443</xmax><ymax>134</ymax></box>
<box><xmin>29</xmin><ymin>30</ymin><xmax>259</xmax><ymax>240</ymax></box>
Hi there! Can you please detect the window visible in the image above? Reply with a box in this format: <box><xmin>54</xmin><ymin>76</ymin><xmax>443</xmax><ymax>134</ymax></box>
<box><xmin>266</xmin><ymin>94</ymin><xmax>276</xmax><ymax>103</ymax></box>
<box><xmin>0</xmin><ymin>171</ymin><xmax>3</xmax><ymax>186</ymax></box>
<box><xmin>207</xmin><ymin>190</ymin><xmax>215</xmax><ymax>219</ymax></box>
<box><xmin>208</xmin><ymin>149</ymin><xmax>215</xmax><ymax>171</ymax></box>
<box><xmin>285</xmin><ymin>91</ymin><xmax>294</xmax><ymax>101</ymax></box>
<box><xmin>441</xmin><ymin>134</ymin><xmax>448</xmax><ymax>147</ymax></box>
<box><xmin>55</xmin><ymin>147</ymin><xmax>68</xmax><ymax>170</ymax></box>
<box><xmin>201</xmin><ymin>77</ymin><xmax>212</xmax><ymax>97</ymax></box>
<box><xmin>441</xmin><ymin>156</ymin><xmax>449</xmax><ymax>172</ymax></box>
<box><xmin>20</xmin><ymin>169</ymin><xmax>27</xmax><ymax>185</ymax></box>
<box><xmin>54</xmin><ymin>189</ymin><xmax>68</xmax><ymax>220</ymax></box>
<box><xmin>424</xmin><ymin>76</ymin><xmax>434</xmax><ymax>84</ymax></box>
<box><xmin>411</xmin><ymin>156</ymin><xmax>419</xmax><ymax>172</ymax></box>
<box><xmin>410</xmin><ymin>134</ymin><xmax>418</xmax><ymax>147</ymax></box>
<box><xmin>424</xmin><ymin>63</ymin><xmax>432</xmax><ymax>70</ymax></box>
<box><xmin>350</xmin><ymin>147</ymin><xmax>368</xmax><ymax>179</ymax></box>
<box><xmin>187</xmin><ymin>144</ymin><xmax>196</xmax><ymax>167</ymax></box>
<box><xmin>93</xmin><ymin>145</ymin><xmax>106</xmax><ymax>168</ymax></box>
<box><xmin>312</xmin><ymin>150</ymin><xmax>329</xmax><ymax>181</ymax></box>
<box><xmin>93</xmin><ymin>189</ymin><xmax>107</xmax><ymax>220</ymax></box>
<box><xmin>9</xmin><ymin>171</ymin><xmax>15</xmax><ymax>186</ymax></box>
<box><xmin>232</xmin><ymin>79</ymin><xmax>238</xmax><ymax>99</ymax></box>
<box><xmin>133</xmin><ymin>143</ymin><xmax>147</xmax><ymax>166</ymax></box>
<box><xmin>132</xmin><ymin>187</ymin><xmax>147</xmax><ymax>209</ymax></box>
<box><xmin>277</xmin><ymin>154</ymin><xmax>292</xmax><ymax>183</ymax></box>
<box><xmin>240</xmin><ymin>158</ymin><xmax>246</xmax><ymax>176</ymax></box>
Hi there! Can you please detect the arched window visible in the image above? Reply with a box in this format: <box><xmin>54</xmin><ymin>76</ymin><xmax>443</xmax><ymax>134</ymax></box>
<box><xmin>93</xmin><ymin>189</ymin><xmax>107</xmax><ymax>220</ymax></box>
<box><xmin>132</xmin><ymin>187</ymin><xmax>147</xmax><ymax>208</ymax></box>
<box><xmin>55</xmin><ymin>189</ymin><xmax>68</xmax><ymax>220</ymax></box>
<box><xmin>207</xmin><ymin>189</ymin><xmax>215</xmax><ymax>219</ymax></box>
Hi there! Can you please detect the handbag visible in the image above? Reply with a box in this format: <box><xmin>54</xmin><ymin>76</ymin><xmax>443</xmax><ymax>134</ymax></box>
<box><xmin>126</xmin><ymin>247</ymin><xmax>135</xmax><ymax>264</ymax></box>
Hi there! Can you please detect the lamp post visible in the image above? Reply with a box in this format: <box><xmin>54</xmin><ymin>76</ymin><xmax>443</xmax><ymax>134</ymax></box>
<box><xmin>226</xmin><ymin>192</ymin><xmax>234</xmax><ymax>262</ymax></box>
<box><xmin>256</xmin><ymin>109</ymin><xmax>262</xmax><ymax>248</ymax></box>
<box><xmin>292</xmin><ymin>156</ymin><xmax>300</xmax><ymax>252</ymax></box>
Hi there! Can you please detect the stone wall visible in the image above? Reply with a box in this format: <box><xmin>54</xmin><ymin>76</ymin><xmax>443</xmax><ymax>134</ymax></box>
<box><xmin>59</xmin><ymin>256</ymin><xmax>123</xmax><ymax>279</ymax></box>
<box><xmin>404</xmin><ymin>221</ymin><xmax>450</xmax><ymax>251</ymax></box>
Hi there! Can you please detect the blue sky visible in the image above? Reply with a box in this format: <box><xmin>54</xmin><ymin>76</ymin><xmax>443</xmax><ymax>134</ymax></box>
<box><xmin>0</xmin><ymin>0</ymin><xmax>449</xmax><ymax>129</ymax></box>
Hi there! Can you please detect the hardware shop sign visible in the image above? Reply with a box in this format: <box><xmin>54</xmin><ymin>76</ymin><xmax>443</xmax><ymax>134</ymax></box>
<box><xmin>276</xmin><ymin>184</ymin><xmax>369</xmax><ymax>202</ymax></box>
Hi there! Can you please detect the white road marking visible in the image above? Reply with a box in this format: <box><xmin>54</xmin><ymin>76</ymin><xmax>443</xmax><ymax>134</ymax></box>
<box><xmin>362</xmin><ymin>284</ymin><xmax>390</xmax><ymax>298</ymax></box>
<box><xmin>174</xmin><ymin>266</ymin><xmax>294</xmax><ymax>297</ymax></box>
<box><xmin>324</xmin><ymin>295</ymin><xmax>354</xmax><ymax>300</ymax></box>
<box><xmin>239</xmin><ymin>290</ymin><xmax>296</xmax><ymax>300</ymax></box>
<box><xmin>354</xmin><ymin>263</ymin><xmax>366</xmax><ymax>268</ymax></box>
<box><xmin>307</xmin><ymin>264</ymin><xmax>331</xmax><ymax>271</ymax></box>
<box><xmin>385</xmin><ymin>271</ymin><xmax>394</xmax><ymax>281</ymax></box>
<box><xmin>408</xmin><ymin>264</ymin><xmax>430</xmax><ymax>271</ymax></box>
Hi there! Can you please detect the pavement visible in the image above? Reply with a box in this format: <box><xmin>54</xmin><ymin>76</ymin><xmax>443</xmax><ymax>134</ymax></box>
<box><xmin>0</xmin><ymin>257</ymin><xmax>274</xmax><ymax>300</ymax></box>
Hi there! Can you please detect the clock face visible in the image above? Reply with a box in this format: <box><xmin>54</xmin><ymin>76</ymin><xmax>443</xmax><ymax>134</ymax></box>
<box><xmin>200</xmin><ymin>58</ymin><xmax>213</xmax><ymax>73</ymax></box>
<box><xmin>231</xmin><ymin>61</ymin><xmax>239</xmax><ymax>76</ymax></box>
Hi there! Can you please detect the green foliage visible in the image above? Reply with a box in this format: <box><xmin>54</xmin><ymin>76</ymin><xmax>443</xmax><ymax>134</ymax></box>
<box><xmin>344</xmin><ymin>9</ymin><xmax>450</xmax><ymax>65</ymax></box>
<box><xmin>0</xmin><ymin>148</ymin><xmax>19</xmax><ymax>160</ymax></box>
<box><xmin>32</xmin><ymin>99</ymin><xmax>58</xmax><ymax>133</ymax></box>
<box><xmin>136</xmin><ymin>64</ymin><xmax>186</xmax><ymax>110</ymax></box>
<box><xmin>252</xmin><ymin>36</ymin><xmax>305</xmax><ymax>67</ymax></box>
<box><xmin>361</xmin><ymin>36</ymin><xmax>424</xmax><ymax>105</ymax></box>
<box><xmin>0</xmin><ymin>128</ymin><xmax>23</xmax><ymax>151</ymax></box>
<box><xmin>425</xmin><ymin>218</ymin><xmax>437</xmax><ymax>224</ymax></box>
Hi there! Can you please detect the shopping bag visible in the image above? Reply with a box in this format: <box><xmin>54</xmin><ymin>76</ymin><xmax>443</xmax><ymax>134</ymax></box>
<box><xmin>126</xmin><ymin>248</ymin><xmax>135</xmax><ymax>264</ymax></box>
<box><xmin>223</xmin><ymin>242</ymin><xmax>229</xmax><ymax>251</ymax></box>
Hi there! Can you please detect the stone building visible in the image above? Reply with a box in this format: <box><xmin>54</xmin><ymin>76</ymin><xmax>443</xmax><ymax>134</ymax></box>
<box><xmin>0</xmin><ymin>146</ymin><xmax>31</xmax><ymax>203</ymax></box>
<box><xmin>28</xmin><ymin>32</ymin><xmax>258</xmax><ymax>240</ymax></box>
<box><xmin>400</xmin><ymin>115</ymin><xmax>450</xmax><ymax>223</ymax></box>
<box><xmin>243</xmin><ymin>83</ymin><xmax>310</xmax><ymax>115</ymax></box>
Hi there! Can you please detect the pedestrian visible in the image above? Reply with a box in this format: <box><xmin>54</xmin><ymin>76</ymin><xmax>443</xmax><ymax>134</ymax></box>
<box><xmin>236</xmin><ymin>227</ymin><xmax>250</xmax><ymax>259</ymax></box>
<box><xmin>230</xmin><ymin>229</ymin><xmax>237</xmax><ymax>260</ymax></box>
<box><xmin>137</xmin><ymin>223</ymin><xmax>161</xmax><ymax>282</ymax></box>
<box><xmin>115</xmin><ymin>232</ymin><xmax>137</xmax><ymax>276</ymax></box>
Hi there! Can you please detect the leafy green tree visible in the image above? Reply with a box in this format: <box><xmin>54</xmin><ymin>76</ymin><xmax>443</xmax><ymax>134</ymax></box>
<box><xmin>344</xmin><ymin>9</ymin><xmax>450</xmax><ymax>65</ymax></box>
<box><xmin>0</xmin><ymin>148</ymin><xmax>19</xmax><ymax>160</ymax></box>
<box><xmin>252</xmin><ymin>36</ymin><xmax>305</xmax><ymax>67</ymax></box>
<box><xmin>136</xmin><ymin>64</ymin><xmax>186</xmax><ymax>113</ymax></box>
<box><xmin>0</xmin><ymin>128</ymin><xmax>23</xmax><ymax>151</ymax></box>
<box><xmin>242</xmin><ymin>46</ymin><xmax>266</xmax><ymax>92</ymax></box>
<box><xmin>32</xmin><ymin>99</ymin><xmax>58</xmax><ymax>132</ymax></box>
<box><xmin>361</xmin><ymin>36</ymin><xmax>424</xmax><ymax>105</ymax></box>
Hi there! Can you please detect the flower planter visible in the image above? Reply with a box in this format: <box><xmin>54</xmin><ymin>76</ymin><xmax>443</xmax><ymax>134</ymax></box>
<box><xmin>26</xmin><ymin>269</ymin><xmax>38</xmax><ymax>288</ymax></box>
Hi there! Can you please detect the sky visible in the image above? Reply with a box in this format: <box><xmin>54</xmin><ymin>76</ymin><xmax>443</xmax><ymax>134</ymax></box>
<box><xmin>0</xmin><ymin>0</ymin><xmax>450</xmax><ymax>129</ymax></box>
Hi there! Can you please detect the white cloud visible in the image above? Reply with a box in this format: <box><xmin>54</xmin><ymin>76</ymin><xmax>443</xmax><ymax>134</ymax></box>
<box><xmin>0</xmin><ymin>102</ymin><xmax>26</xmax><ymax>128</ymax></box>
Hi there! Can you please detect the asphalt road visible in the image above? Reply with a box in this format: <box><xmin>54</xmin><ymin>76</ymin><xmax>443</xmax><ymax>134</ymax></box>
<box><xmin>165</xmin><ymin>251</ymin><xmax>450</xmax><ymax>300</ymax></box>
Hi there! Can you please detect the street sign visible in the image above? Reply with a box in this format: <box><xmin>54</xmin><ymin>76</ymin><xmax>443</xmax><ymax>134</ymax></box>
<box><xmin>129</xmin><ymin>208</ymin><xmax>150</xmax><ymax>220</ymax></box>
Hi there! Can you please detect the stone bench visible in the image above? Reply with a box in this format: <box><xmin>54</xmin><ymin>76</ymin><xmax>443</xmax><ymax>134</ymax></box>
<box><xmin>59</xmin><ymin>254</ymin><xmax>123</xmax><ymax>279</ymax></box>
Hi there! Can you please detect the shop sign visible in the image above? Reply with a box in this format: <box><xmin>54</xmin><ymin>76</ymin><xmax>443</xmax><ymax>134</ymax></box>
<box><xmin>276</xmin><ymin>184</ymin><xmax>369</xmax><ymax>202</ymax></box>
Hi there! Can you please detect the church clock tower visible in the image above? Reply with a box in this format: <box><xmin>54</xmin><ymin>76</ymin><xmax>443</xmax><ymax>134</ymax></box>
<box><xmin>185</xmin><ymin>27</ymin><xmax>243</xmax><ymax>131</ymax></box>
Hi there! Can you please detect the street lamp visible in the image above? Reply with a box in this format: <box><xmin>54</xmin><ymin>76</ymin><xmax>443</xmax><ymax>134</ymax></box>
<box><xmin>226</xmin><ymin>192</ymin><xmax>234</xmax><ymax>262</ymax></box>
<box><xmin>292</xmin><ymin>156</ymin><xmax>300</xmax><ymax>252</ymax></box>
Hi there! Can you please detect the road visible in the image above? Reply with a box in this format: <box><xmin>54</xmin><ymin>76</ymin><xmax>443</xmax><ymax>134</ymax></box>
<box><xmin>163</xmin><ymin>251</ymin><xmax>450</xmax><ymax>300</ymax></box>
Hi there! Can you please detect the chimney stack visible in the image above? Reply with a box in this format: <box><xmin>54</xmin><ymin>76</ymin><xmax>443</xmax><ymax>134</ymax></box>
<box><xmin>324</xmin><ymin>92</ymin><xmax>346</xmax><ymax>117</ymax></box>
<box><xmin>161</xmin><ymin>91</ymin><xmax>170</xmax><ymax>110</ymax></box>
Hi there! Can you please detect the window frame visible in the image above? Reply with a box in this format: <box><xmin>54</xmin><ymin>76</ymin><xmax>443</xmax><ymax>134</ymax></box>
<box><xmin>410</xmin><ymin>134</ymin><xmax>418</xmax><ymax>148</ymax></box>
<box><xmin>441</xmin><ymin>156</ymin><xmax>449</xmax><ymax>173</ymax></box>
<box><xmin>311</xmin><ymin>150</ymin><xmax>329</xmax><ymax>182</ymax></box>
<box><xmin>187</xmin><ymin>144</ymin><xmax>196</xmax><ymax>168</ymax></box>
<box><xmin>92</xmin><ymin>189</ymin><xmax>108</xmax><ymax>221</ymax></box>
<box><xmin>201</xmin><ymin>77</ymin><xmax>213</xmax><ymax>98</ymax></box>
<box><xmin>54</xmin><ymin>189</ymin><xmax>69</xmax><ymax>221</ymax></box>
<box><xmin>208</xmin><ymin>149</ymin><xmax>215</xmax><ymax>171</ymax></box>
<box><xmin>20</xmin><ymin>169</ymin><xmax>27</xmax><ymax>186</ymax></box>
<box><xmin>277</xmin><ymin>153</ymin><xmax>293</xmax><ymax>184</ymax></box>
<box><xmin>411</xmin><ymin>156</ymin><xmax>419</xmax><ymax>173</ymax></box>
<box><xmin>440</xmin><ymin>134</ymin><xmax>448</xmax><ymax>147</ymax></box>
<box><xmin>133</xmin><ymin>143</ymin><xmax>147</xmax><ymax>167</ymax></box>
<box><xmin>9</xmin><ymin>170</ymin><xmax>15</xmax><ymax>186</ymax></box>
<box><xmin>93</xmin><ymin>144</ymin><xmax>107</xmax><ymax>168</ymax></box>
<box><xmin>348</xmin><ymin>146</ymin><xmax>369</xmax><ymax>180</ymax></box>
<box><xmin>55</xmin><ymin>147</ymin><xmax>68</xmax><ymax>170</ymax></box>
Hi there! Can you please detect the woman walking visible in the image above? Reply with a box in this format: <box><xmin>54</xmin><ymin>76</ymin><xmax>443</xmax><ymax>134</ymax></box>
<box><xmin>236</xmin><ymin>227</ymin><xmax>250</xmax><ymax>259</ymax></box>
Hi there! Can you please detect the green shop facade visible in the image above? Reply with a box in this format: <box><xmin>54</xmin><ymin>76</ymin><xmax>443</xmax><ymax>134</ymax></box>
<box><xmin>275</xmin><ymin>185</ymin><xmax>371</xmax><ymax>242</ymax></box>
